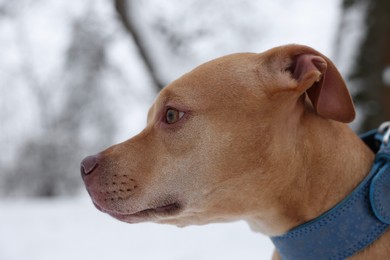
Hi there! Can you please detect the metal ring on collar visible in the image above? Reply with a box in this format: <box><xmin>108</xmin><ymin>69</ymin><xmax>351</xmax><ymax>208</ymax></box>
<box><xmin>378</xmin><ymin>121</ymin><xmax>390</xmax><ymax>145</ymax></box>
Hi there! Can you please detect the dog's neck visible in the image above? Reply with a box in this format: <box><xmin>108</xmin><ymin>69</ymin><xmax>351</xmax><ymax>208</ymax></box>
<box><xmin>248</xmin><ymin>113</ymin><xmax>375</xmax><ymax>236</ymax></box>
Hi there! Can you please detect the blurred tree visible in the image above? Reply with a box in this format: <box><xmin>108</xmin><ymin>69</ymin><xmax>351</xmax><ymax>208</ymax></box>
<box><xmin>3</xmin><ymin>15</ymin><xmax>116</xmax><ymax>197</ymax></box>
<box><xmin>340</xmin><ymin>0</ymin><xmax>390</xmax><ymax>132</ymax></box>
<box><xmin>113</xmin><ymin>0</ymin><xmax>263</xmax><ymax>91</ymax></box>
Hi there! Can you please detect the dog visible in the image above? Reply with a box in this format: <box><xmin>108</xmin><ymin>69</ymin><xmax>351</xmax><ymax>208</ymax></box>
<box><xmin>81</xmin><ymin>44</ymin><xmax>390</xmax><ymax>259</ymax></box>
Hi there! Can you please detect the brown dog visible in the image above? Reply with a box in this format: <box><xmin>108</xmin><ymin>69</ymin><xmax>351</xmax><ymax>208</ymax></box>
<box><xmin>81</xmin><ymin>45</ymin><xmax>390</xmax><ymax>259</ymax></box>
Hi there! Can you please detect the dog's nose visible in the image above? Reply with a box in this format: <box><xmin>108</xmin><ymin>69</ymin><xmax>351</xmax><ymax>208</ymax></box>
<box><xmin>80</xmin><ymin>155</ymin><xmax>99</xmax><ymax>176</ymax></box>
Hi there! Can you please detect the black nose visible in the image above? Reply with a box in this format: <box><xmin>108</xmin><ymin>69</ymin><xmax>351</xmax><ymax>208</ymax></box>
<box><xmin>80</xmin><ymin>155</ymin><xmax>99</xmax><ymax>176</ymax></box>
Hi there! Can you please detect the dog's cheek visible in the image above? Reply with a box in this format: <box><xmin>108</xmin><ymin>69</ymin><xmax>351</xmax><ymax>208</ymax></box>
<box><xmin>210</xmin><ymin>124</ymin><xmax>271</xmax><ymax>176</ymax></box>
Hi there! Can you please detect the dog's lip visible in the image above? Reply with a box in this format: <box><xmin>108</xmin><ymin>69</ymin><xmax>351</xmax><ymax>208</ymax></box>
<box><xmin>93</xmin><ymin>201</ymin><xmax>182</xmax><ymax>223</ymax></box>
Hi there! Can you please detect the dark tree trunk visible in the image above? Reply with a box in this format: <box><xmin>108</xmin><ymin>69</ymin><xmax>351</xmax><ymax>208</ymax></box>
<box><xmin>343</xmin><ymin>0</ymin><xmax>390</xmax><ymax>132</ymax></box>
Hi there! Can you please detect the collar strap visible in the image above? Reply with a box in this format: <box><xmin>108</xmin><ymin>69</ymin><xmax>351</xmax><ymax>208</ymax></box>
<box><xmin>271</xmin><ymin>123</ymin><xmax>390</xmax><ymax>260</ymax></box>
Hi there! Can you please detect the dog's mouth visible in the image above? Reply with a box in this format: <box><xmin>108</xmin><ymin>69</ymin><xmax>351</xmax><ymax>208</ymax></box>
<box><xmin>93</xmin><ymin>201</ymin><xmax>182</xmax><ymax>223</ymax></box>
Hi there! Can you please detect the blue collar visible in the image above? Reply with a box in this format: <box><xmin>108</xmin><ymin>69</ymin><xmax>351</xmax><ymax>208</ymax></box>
<box><xmin>271</xmin><ymin>122</ymin><xmax>390</xmax><ymax>260</ymax></box>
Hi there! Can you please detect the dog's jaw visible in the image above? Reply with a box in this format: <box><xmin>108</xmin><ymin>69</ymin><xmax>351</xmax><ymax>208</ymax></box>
<box><xmin>101</xmin><ymin>202</ymin><xmax>182</xmax><ymax>224</ymax></box>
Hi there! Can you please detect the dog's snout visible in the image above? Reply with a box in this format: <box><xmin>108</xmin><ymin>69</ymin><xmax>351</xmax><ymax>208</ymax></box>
<box><xmin>80</xmin><ymin>155</ymin><xmax>99</xmax><ymax>176</ymax></box>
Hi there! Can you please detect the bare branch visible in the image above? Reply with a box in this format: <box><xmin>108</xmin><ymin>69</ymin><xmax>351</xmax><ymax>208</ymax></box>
<box><xmin>114</xmin><ymin>0</ymin><xmax>164</xmax><ymax>91</ymax></box>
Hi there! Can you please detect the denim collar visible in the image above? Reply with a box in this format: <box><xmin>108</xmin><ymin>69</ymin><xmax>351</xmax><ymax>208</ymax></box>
<box><xmin>271</xmin><ymin>123</ymin><xmax>390</xmax><ymax>260</ymax></box>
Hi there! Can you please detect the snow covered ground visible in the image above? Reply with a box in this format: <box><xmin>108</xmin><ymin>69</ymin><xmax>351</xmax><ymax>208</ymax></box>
<box><xmin>0</xmin><ymin>196</ymin><xmax>273</xmax><ymax>260</ymax></box>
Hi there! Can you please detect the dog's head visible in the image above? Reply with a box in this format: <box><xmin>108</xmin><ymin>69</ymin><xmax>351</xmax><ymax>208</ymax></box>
<box><xmin>81</xmin><ymin>45</ymin><xmax>355</xmax><ymax>233</ymax></box>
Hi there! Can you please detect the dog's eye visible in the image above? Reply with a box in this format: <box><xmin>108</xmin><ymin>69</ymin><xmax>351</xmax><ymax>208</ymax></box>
<box><xmin>165</xmin><ymin>108</ymin><xmax>184</xmax><ymax>124</ymax></box>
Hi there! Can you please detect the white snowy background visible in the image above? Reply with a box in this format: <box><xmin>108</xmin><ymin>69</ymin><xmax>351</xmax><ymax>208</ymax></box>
<box><xmin>0</xmin><ymin>0</ymin><xmax>350</xmax><ymax>259</ymax></box>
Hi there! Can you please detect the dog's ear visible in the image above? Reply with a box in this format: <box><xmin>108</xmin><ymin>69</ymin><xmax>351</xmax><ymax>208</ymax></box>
<box><xmin>273</xmin><ymin>45</ymin><xmax>355</xmax><ymax>123</ymax></box>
